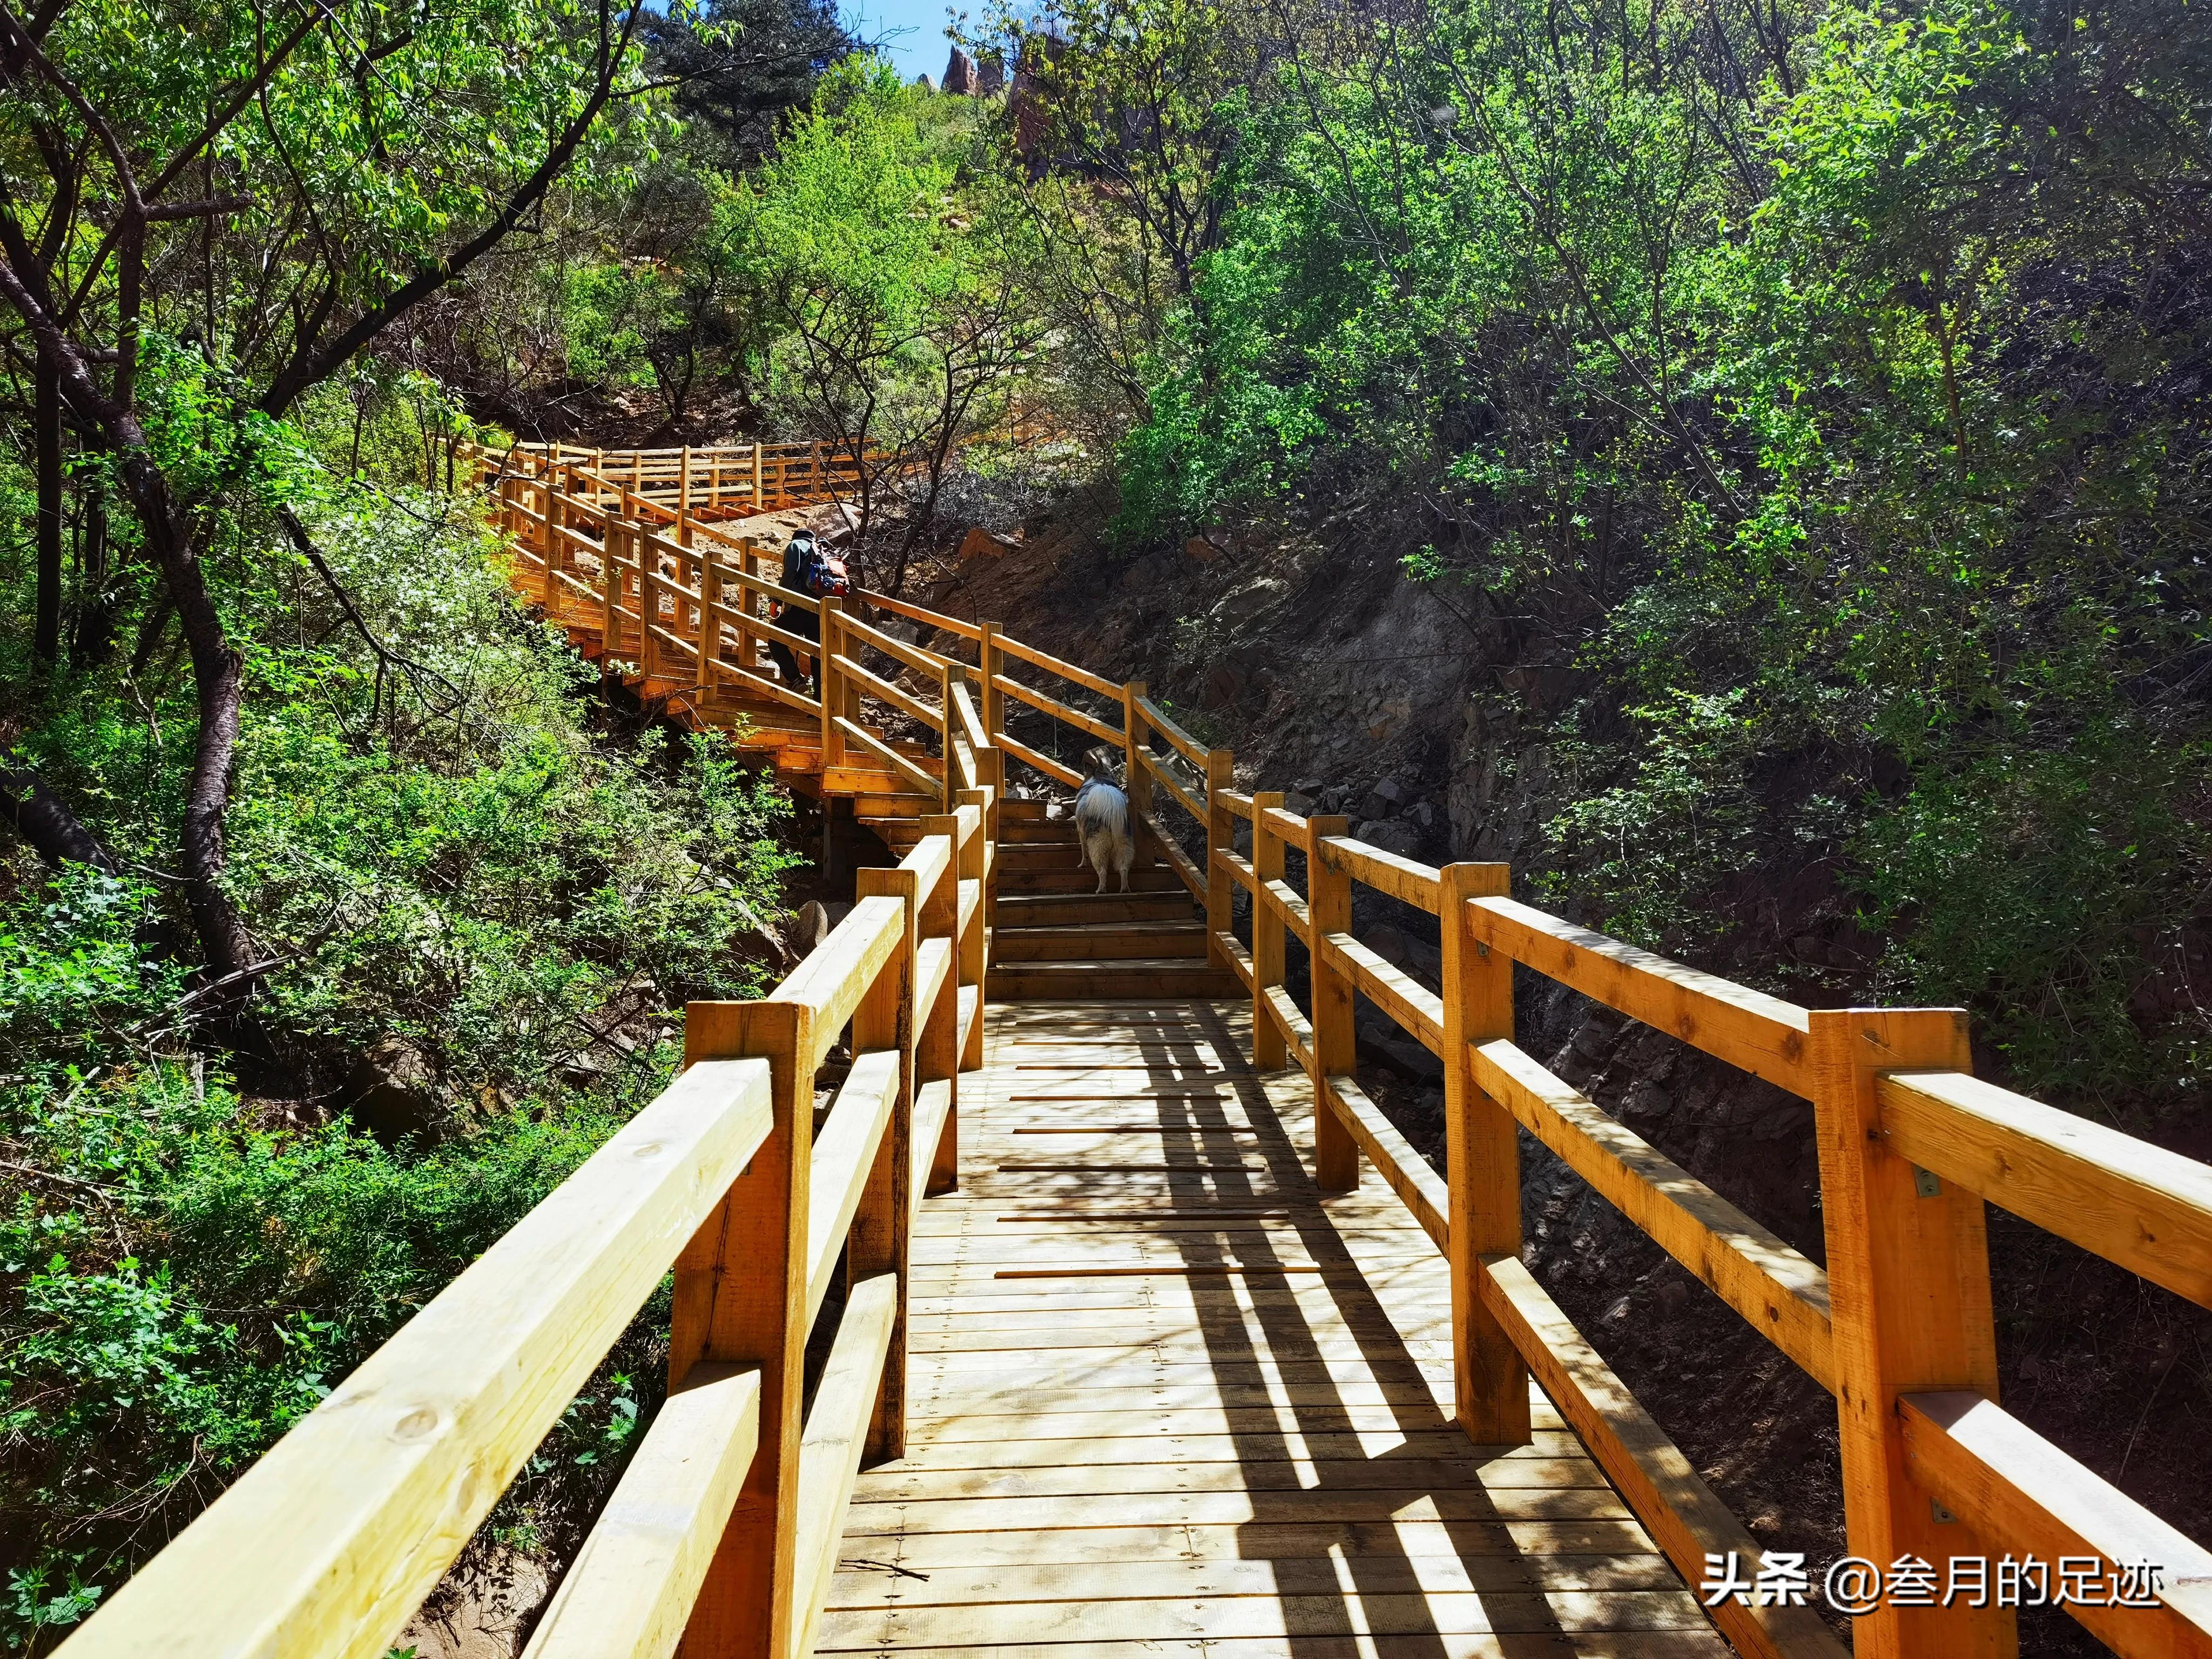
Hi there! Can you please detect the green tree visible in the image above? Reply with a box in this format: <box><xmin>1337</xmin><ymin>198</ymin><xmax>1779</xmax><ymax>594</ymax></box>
<box><xmin>0</xmin><ymin>0</ymin><xmax>653</xmax><ymax>983</ymax></box>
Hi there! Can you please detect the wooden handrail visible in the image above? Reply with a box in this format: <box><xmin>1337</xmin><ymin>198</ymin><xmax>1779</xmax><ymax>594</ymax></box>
<box><xmin>1897</xmin><ymin>1393</ymin><xmax>2212</xmax><ymax>1658</ymax></box>
<box><xmin>804</xmin><ymin>1050</ymin><xmax>901</xmax><ymax>1320</ymax></box>
<box><xmin>1321</xmin><ymin>1074</ymin><xmax>1448</xmax><ymax>1249</ymax></box>
<box><xmin>1136</xmin><ymin>808</ymin><xmax>1204</xmax><ymax>902</ymax></box>
<box><xmin>56</xmin><ymin>1055</ymin><xmax>775</xmax><ymax>1658</ymax></box>
<box><xmin>840</xmin><ymin>608</ymin><xmax>951</xmax><ymax>679</ymax></box>
<box><xmin>1473</xmin><ymin>1038</ymin><xmax>1836</xmax><ymax>1392</ymax></box>
<box><xmin>835</xmin><ymin>717</ymin><xmax>943</xmax><ymax>805</ymax></box>
<box><xmin>521</xmin><ymin>1363</ymin><xmax>761</xmax><ymax>1659</ymax></box>
<box><xmin>450</xmin><ymin>433</ymin><xmax>2212</xmax><ymax>1659</ymax></box>
<box><xmin>1320</xmin><ymin>930</ymin><xmax>1439</xmax><ymax>1052</ymax></box>
<box><xmin>995</xmin><ymin>730</ymin><xmax>1080</xmax><ymax>790</ymax></box>
<box><xmin>1138</xmin><ymin>750</ymin><xmax>1206</xmax><ymax>825</ymax></box>
<box><xmin>992</xmin><ymin>670</ymin><xmax>1123</xmax><ymax>747</ymax></box>
<box><xmin>1132</xmin><ymin>694</ymin><xmax>1206</xmax><ymax>767</ymax></box>
<box><xmin>1878</xmin><ymin>1069</ymin><xmax>2212</xmax><ymax>1309</ymax></box>
<box><xmin>832</xmin><ymin>653</ymin><xmax>941</xmax><ymax>733</ymax></box>
<box><xmin>1467</xmin><ymin>894</ymin><xmax>1811</xmax><ymax>1095</ymax></box>
<box><xmin>949</xmin><ymin>680</ymin><xmax>989</xmax><ymax>753</ymax></box>
<box><xmin>858</xmin><ymin>588</ymin><xmax>984</xmax><ymax>643</ymax></box>
<box><xmin>993</xmin><ymin>630</ymin><xmax>1124</xmax><ymax>700</ymax></box>
<box><xmin>1316</xmin><ymin>834</ymin><xmax>1441</xmax><ymax>913</ymax></box>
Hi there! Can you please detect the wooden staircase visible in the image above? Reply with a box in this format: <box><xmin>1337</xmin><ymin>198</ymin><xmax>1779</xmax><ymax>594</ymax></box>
<box><xmin>467</xmin><ymin>441</ymin><xmax>955</xmax><ymax>816</ymax></box>
<box><xmin>873</xmin><ymin>800</ymin><xmax>1241</xmax><ymax>999</ymax></box>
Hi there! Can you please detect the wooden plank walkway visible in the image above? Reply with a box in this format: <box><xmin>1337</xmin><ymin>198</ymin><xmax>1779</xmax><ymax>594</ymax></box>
<box><xmin>821</xmin><ymin>1000</ymin><xmax>1731</xmax><ymax>1658</ymax></box>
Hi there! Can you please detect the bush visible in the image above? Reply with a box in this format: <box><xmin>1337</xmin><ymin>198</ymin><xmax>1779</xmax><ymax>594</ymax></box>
<box><xmin>0</xmin><ymin>370</ymin><xmax>800</xmax><ymax>1648</ymax></box>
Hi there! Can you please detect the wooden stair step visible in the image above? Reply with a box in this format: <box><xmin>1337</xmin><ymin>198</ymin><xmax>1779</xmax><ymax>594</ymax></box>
<box><xmin>990</xmin><ymin>921</ymin><xmax>1210</xmax><ymax>961</ymax></box>
<box><xmin>997</xmin><ymin>867</ymin><xmax>1189</xmax><ymax>896</ymax></box>
<box><xmin>986</xmin><ymin>958</ymin><xmax>1246</xmax><ymax>999</ymax></box>
<box><xmin>995</xmin><ymin>892</ymin><xmax>1198</xmax><ymax>927</ymax></box>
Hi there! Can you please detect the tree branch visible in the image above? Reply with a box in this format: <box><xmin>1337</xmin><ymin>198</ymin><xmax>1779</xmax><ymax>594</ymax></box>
<box><xmin>258</xmin><ymin>0</ymin><xmax>645</xmax><ymax>417</ymax></box>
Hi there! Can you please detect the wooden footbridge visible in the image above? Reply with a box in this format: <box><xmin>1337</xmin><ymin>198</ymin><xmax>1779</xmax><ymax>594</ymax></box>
<box><xmin>57</xmin><ymin>447</ymin><xmax>2212</xmax><ymax>1659</ymax></box>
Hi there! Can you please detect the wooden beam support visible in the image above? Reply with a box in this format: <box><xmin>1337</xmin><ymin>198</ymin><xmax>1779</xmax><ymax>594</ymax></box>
<box><xmin>1441</xmin><ymin>862</ymin><xmax>1527</xmax><ymax>1447</ymax></box>
<box><xmin>1250</xmin><ymin>792</ymin><xmax>1287</xmax><ymax>1073</ymax></box>
<box><xmin>521</xmin><ymin>1364</ymin><xmax>762</xmax><ymax>1659</ymax></box>
<box><xmin>1810</xmin><ymin>1007</ymin><xmax>2012</xmax><ymax>1659</ymax></box>
<box><xmin>1304</xmin><ymin>814</ymin><xmax>1358</xmax><ymax>1192</ymax></box>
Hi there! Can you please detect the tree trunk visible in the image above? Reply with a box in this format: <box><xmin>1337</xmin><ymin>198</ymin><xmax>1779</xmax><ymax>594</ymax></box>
<box><xmin>116</xmin><ymin>450</ymin><xmax>256</xmax><ymax>982</ymax></box>
<box><xmin>72</xmin><ymin>485</ymin><xmax>114</xmax><ymax>665</ymax></box>
<box><xmin>0</xmin><ymin>762</ymin><xmax>118</xmax><ymax>873</ymax></box>
<box><xmin>33</xmin><ymin>353</ymin><xmax>62</xmax><ymax>665</ymax></box>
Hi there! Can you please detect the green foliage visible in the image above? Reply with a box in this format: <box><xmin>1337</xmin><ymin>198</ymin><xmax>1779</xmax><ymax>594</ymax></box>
<box><xmin>1111</xmin><ymin>0</ymin><xmax>2210</xmax><ymax>1107</ymax></box>
<box><xmin>0</xmin><ymin>336</ymin><xmax>797</xmax><ymax>1643</ymax></box>
<box><xmin>1545</xmin><ymin>692</ymin><xmax>1765</xmax><ymax>948</ymax></box>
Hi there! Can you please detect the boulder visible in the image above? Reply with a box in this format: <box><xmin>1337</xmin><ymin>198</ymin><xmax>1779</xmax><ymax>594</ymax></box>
<box><xmin>790</xmin><ymin>900</ymin><xmax>853</xmax><ymax>957</ymax></box>
<box><xmin>1203</xmin><ymin>665</ymin><xmax>1246</xmax><ymax>709</ymax></box>
<box><xmin>1362</xmin><ymin>775</ymin><xmax>1410</xmax><ymax>819</ymax></box>
<box><xmin>958</xmin><ymin>525</ymin><xmax>1020</xmax><ymax>559</ymax></box>
<box><xmin>345</xmin><ymin>1037</ymin><xmax>441</xmax><ymax>1143</ymax></box>
<box><xmin>1208</xmin><ymin>578</ymin><xmax>1285</xmax><ymax>626</ymax></box>
<box><xmin>1355</xmin><ymin>819</ymin><xmax>1424</xmax><ymax>860</ymax></box>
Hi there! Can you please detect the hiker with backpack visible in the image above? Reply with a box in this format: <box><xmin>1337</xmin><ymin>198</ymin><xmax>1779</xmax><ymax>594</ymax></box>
<box><xmin>766</xmin><ymin>527</ymin><xmax>847</xmax><ymax>697</ymax></box>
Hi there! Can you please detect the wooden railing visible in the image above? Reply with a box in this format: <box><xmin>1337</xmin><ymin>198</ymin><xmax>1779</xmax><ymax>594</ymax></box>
<box><xmin>792</xmin><ymin>583</ymin><xmax>2212</xmax><ymax>1659</ymax></box>
<box><xmin>512</xmin><ymin>440</ymin><xmax>887</xmax><ymax>517</ymax></box>
<box><xmin>56</xmin><ymin>811</ymin><xmax>989</xmax><ymax>1659</ymax></box>
<box><xmin>464</xmin><ymin>443</ymin><xmax>974</xmax><ymax>807</ymax></box>
<box><xmin>91</xmin><ymin>441</ymin><xmax>2197</xmax><ymax>1659</ymax></box>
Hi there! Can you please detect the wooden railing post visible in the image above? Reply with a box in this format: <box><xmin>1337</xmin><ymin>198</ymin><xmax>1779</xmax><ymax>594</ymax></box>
<box><xmin>1204</xmin><ymin>749</ymin><xmax>1233</xmax><ymax>972</ymax></box>
<box><xmin>938</xmin><ymin>662</ymin><xmax>961</xmax><ymax>811</ymax></box>
<box><xmin>955</xmin><ymin>790</ymin><xmax>989</xmax><ymax>1074</ymax></box>
<box><xmin>699</xmin><ymin>538</ymin><xmax>722</xmax><ymax>694</ymax></box>
<box><xmin>679</xmin><ymin>443</ymin><xmax>693</xmax><ymax>518</ymax></box>
<box><xmin>734</xmin><ymin>536</ymin><xmax>760</xmax><ymax>676</ymax></box>
<box><xmin>1251</xmin><ymin>792</ymin><xmax>1287</xmax><ymax>1071</ymax></box>
<box><xmin>1122</xmin><ymin>680</ymin><xmax>1153</xmax><ymax>875</ymax></box>
<box><xmin>1305</xmin><ymin>814</ymin><xmax>1359</xmax><ymax>1191</ymax></box>
<box><xmin>979</xmin><ymin>622</ymin><xmax>1003</xmax><ymax>743</ymax></box>
<box><xmin>820</xmin><ymin>597</ymin><xmax>844</xmax><ymax>767</ymax></box>
<box><xmin>541</xmin><ymin>473</ymin><xmax>563</xmax><ymax>605</ymax></box>
<box><xmin>1439</xmin><ymin>862</ymin><xmax>1530</xmax><ymax>1446</ymax></box>
<box><xmin>602</xmin><ymin>521</ymin><xmax>623</xmax><ymax>663</ymax></box>
<box><xmin>639</xmin><ymin>554</ymin><xmax>663</xmax><ymax>685</ymax></box>
<box><xmin>1810</xmin><ymin>1007</ymin><xmax>2011</xmax><ymax>1659</ymax></box>
<box><xmin>851</xmin><ymin>866</ymin><xmax>918</xmax><ymax>1464</ymax></box>
<box><xmin>671</xmin><ymin>999</ymin><xmax>811</xmax><ymax>1659</ymax></box>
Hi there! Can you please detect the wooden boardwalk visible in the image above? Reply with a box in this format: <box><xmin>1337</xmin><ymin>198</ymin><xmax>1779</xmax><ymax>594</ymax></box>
<box><xmin>822</xmin><ymin>1000</ymin><xmax>1727</xmax><ymax>1658</ymax></box>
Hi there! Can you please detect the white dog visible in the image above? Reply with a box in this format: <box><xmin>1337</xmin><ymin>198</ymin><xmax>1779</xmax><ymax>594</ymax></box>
<box><xmin>1071</xmin><ymin>747</ymin><xmax>1135</xmax><ymax>894</ymax></box>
